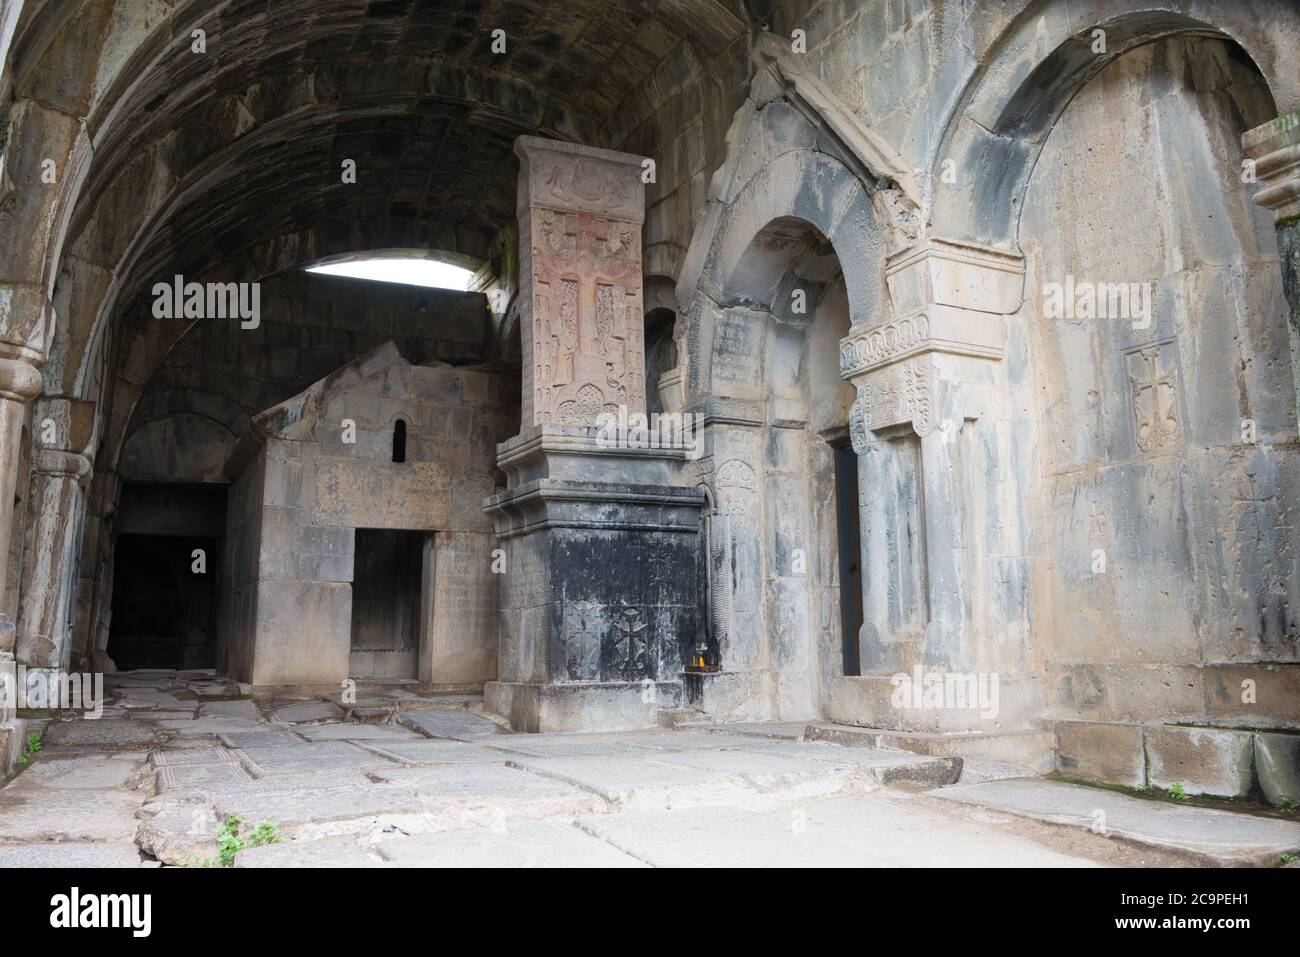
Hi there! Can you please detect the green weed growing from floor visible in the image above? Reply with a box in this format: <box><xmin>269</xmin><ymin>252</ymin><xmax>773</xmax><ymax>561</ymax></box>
<box><xmin>15</xmin><ymin>731</ymin><xmax>42</xmax><ymax>769</ymax></box>
<box><xmin>201</xmin><ymin>815</ymin><xmax>284</xmax><ymax>867</ymax></box>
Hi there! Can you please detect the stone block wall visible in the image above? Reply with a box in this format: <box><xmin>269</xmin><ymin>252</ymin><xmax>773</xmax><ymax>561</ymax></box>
<box><xmin>1019</xmin><ymin>38</ymin><xmax>1299</xmax><ymax>740</ymax></box>
<box><xmin>1057</xmin><ymin>720</ymin><xmax>1300</xmax><ymax>806</ymax></box>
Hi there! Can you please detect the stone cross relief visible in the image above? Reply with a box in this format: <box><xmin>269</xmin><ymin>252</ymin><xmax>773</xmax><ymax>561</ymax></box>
<box><xmin>609</xmin><ymin>606</ymin><xmax>649</xmax><ymax>682</ymax></box>
<box><xmin>565</xmin><ymin>602</ymin><xmax>602</xmax><ymax>681</ymax></box>
<box><xmin>529</xmin><ymin>210</ymin><xmax>646</xmax><ymax>427</ymax></box>
<box><xmin>564</xmin><ymin>603</ymin><xmax>654</xmax><ymax>682</ymax></box>
<box><xmin>1125</xmin><ymin>342</ymin><xmax>1181</xmax><ymax>453</ymax></box>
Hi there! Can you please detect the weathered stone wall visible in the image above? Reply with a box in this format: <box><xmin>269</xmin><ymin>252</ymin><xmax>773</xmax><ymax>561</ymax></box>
<box><xmin>1020</xmin><ymin>38</ymin><xmax>1295</xmax><ymax>732</ymax></box>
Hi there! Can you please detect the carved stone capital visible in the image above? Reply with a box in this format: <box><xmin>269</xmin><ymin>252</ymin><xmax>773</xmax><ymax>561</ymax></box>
<box><xmin>32</xmin><ymin>397</ymin><xmax>96</xmax><ymax>455</ymax></box>
<box><xmin>883</xmin><ymin>237</ymin><xmax>1024</xmax><ymax>318</ymax></box>
<box><xmin>1243</xmin><ymin>111</ymin><xmax>1300</xmax><ymax>221</ymax></box>
<box><xmin>32</xmin><ymin>448</ymin><xmax>92</xmax><ymax>479</ymax></box>
<box><xmin>0</xmin><ymin>356</ymin><xmax>42</xmax><ymax>403</ymax></box>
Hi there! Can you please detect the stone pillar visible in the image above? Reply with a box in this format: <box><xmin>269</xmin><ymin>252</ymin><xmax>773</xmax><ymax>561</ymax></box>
<box><xmin>834</xmin><ymin>238</ymin><xmax>1042</xmax><ymax>736</ymax></box>
<box><xmin>485</xmin><ymin>137</ymin><xmax>706</xmax><ymax>732</ymax></box>
<box><xmin>0</xmin><ymin>355</ymin><xmax>42</xmax><ymax>773</ymax></box>
<box><xmin>683</xmin><ymin>405</ymin><xmax>777</xmax><ymax>722</ymax></box>
<box><xmin>16</xmin><ymin>398</ymin><xmax>95</xmax><ymax>672</ymax></box>
<box><xmin>1243</xmin><ymin>110</ymin><xmax>1300</xmax><ymax>423</ymax></box>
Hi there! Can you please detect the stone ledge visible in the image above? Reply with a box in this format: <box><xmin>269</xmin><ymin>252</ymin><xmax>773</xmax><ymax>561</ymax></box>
<box><xmin>1051</xmin><ymin>719</ymin><xmax>1300</xmax><ymax>804</ymax></box>
<box><xmin>805</xmin><ymin>723</ymin><xmax>1054</xmax><ymax>772</ymax></box>
<box><xmin>1055</xmin><ymin>720</ymin><xmax>1145</xmax><ymax>788</ymax></box>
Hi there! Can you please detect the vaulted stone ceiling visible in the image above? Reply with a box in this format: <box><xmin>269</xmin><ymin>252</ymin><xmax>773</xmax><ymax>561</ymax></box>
<box><xmin>52</xmin><ymin>0</ymin><xmax>747</xmax><ymax>286</ymax></box>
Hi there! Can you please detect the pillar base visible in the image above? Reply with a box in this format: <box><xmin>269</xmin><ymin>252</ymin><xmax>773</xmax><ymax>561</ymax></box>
<box><xmin>682</xmin><ymin>669</ymin><xmax>778</xmax><ymax>722</ymax></box>
<box><xmin>484</xmin><ymin>426</ymin><xmax>706</xmax><ymax>733</ymax></box>
<box><xmin>485</xmin><ymin>679</ymin><xmax>682</xmax><ymax>733</ymax></box>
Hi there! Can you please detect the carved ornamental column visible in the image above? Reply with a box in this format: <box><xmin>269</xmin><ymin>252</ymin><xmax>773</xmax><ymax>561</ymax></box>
<box><xmin>840</xmin><ymin>239</ymin><xmax>1023</xmax><ymax>688</ymax></box>
<box><xmin>0</xmin><ymin>355</ymin><xmax>42</xmax><ymax>773</ymax></box>
<box><xmin>1243</xmin><ymin>110</ymin><xmax>1300</xmax><ymax>423</ymax></box>
<box><xmin>16</xmin><ymin>398</ymin><xmax>95</xmax><ymax>671</ymax></box>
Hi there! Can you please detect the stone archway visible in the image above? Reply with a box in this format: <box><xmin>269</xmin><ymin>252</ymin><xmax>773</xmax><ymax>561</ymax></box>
<box><xmin>671</xmin><ymin>37</ymin><xmax>901</xmax><ymax>721</ymax></box>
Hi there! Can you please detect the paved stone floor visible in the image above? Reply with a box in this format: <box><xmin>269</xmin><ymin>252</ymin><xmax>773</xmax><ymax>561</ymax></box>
<box><xmin>2</xmin><ymin>671</ymin><xmax>1298</xmax><ymax>868</ymax></box>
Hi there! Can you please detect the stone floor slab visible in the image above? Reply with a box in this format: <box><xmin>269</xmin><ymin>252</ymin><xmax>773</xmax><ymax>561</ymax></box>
<box><xmin>237</xmin><ymin>742</ymin><xmax>396</xmax><ymax>776</ymax></box>
<box><xmin>156</xmin><ymin>762</ymin><xmax>253</xmax><ymax>791</ymax></box>
<box><xmin>42</xmin><ymin>719</ymin><xmax>163</xmax><ymax>748</ymax></box>
<box><xmin>358</xmin><ymin>739</ymin><xmax>509</xmax><ymax>765</ymax></box>
<box><xmin>160</xmin><ymin>718</ymin><xmax>263</xmax><ymax>735</ymax></box>
<box><xmin>211</xmin><ymin>783</ymin><xmax>424</xmax><ymax>830</ymax></box>
<box><xmin>0</xmin><ymin>788</ymin><xmax>143</xmax><ymax>842</ymax></box>
<box><xmin>199</xmin><ymin>700</ymin><xmax>261</xmax><ymax>719</ymax></box>
<box><xmin>576</xmin><ymin>795</ymin><xmax>1100</xmax><ymax>868</ymax></box>
<box><xmin>0</xmin><ymin>842</ymin><xmax>144</xmax><ymax>868</ymax></box>
<box><xmin>270</xmin><ymin>702</ymin><xmax>344</xmax><ymax>724</ymax></box>
<box><xmin>367</xmin><ymin>763</ymin><xmax>606</xmax><ymax>826</ymax></box>
<box><xmin>295</xmin><ymin>723</ymin><xmax>423</xmax><ymax>742</ymax></box>
<box><xmin>483</xmin><ymin>733</ymin><xmax>667</xmax><ymax>758</ymax></box>
<box><xmin>151</xmin><ymin>747</ymin><xmax>236</xmax><ymax>767</ymax></box>
<box><xmin>398</xmin><ymin>709</ymin><xmax>509</xmax><ymax>741</ymax></box>
<box><xmin>931</xmin><ymin>779</ymin><xmax>1300</xmax><ymax>866</ymax></box>
<box><xmin>735</xmin><ymin>741</ymin><xmax>961</xmax><ymax>785</ymax></box>
<box><xmin>235</xmin><ymin>835</ymin><xmax>387</xmax><ymax>868</ymax></box>
<box><xmin>375</xmin><ymin>820</ymin><xmax>647</xmax><ymax>868</ymax></box>
<box><xmin>219</xmin><ymin>730</ymin><xmax>304</xmax><ymax>749</ymax></box>
<box><xmin>507</xmin><ymin>754</ymin><xmax>752</xmax><ymax>810</ymax></box>
<box><xmin>6</xmin><ymin>755</ymin><xmax>138</xmax><ymax>790</ymax></box>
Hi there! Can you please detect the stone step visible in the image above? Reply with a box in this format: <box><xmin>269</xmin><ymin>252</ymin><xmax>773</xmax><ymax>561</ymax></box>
<box><xmin>929</xmin><ymin>778</ymin><xmax>1300</xmax><ymax>867</ymax></box>
<box><xmin>805</xmin><ymin>723</ymin><xmax>1054</xmax><ymax>771</ymax></box>
<box><xmin>701</xmin><ymin>722</ymin><xmax>808</xmax><ymax>740</ymax></box>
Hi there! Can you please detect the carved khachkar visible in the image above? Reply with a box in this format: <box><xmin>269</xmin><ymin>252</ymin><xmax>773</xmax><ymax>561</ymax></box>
<box><xmin>1125</xmin><ymin>340</ymin><xmax>1182</xmax><ymax>454</ymax></box>
<box><xmin>516</xmin><ymin>136</ymin><xmax>647</xmax><ymax>427</ymax></box>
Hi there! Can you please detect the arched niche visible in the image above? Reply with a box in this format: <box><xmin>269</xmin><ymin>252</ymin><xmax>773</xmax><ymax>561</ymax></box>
<box><xmin>676</xmin><ymin>146</ymin><xmax>888</xmax><ymax>409</ymax></box>
<box><xmin>927</xmin><ymin>2</ymin><xmax>1298</xmax><ymax>249</ymax></box>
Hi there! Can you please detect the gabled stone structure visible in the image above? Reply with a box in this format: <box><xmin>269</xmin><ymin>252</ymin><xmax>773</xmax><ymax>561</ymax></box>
<box><xmin>219</xmin><ymin>342</ymin><xmax>516</xmax><ymax>688</ymax></box>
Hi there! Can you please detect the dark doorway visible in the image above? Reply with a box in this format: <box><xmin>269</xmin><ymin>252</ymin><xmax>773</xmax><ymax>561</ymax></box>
<box><xmin>107</xmin><ymin>534</ymin><xmax>221</xmax><ymax>669</ymax></box>
<box><xmin>350</xmin><ymin>529</ymin><xmax>423</xmax><ymax>679</ymax></box>
<box><xmin>833</xmin><ymin>442</ymin><xmax>863</xmax><ymax>676</ymax></box>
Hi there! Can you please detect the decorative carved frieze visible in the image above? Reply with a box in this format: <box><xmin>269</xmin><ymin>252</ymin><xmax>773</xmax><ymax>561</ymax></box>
<box><xmin>839</xmin><ymin>313</ymin><xmax>931</xmax><ymax>378</ymax></box>
<box><xmin>839</xmin><ymin>237</ymin><xmax>1020</xmax><ymax>441</ymax></box>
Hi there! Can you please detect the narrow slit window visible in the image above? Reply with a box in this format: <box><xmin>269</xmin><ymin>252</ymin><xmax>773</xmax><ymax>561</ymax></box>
<box><xmin>392</xmin><ymin>419</ymin><xmax>407</xmax><ymax>463</ymax></box>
